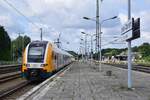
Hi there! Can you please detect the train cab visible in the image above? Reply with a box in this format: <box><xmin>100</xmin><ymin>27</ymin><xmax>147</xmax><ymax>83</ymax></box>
<box><xmin>22</xmin><ymin>41</ymin><xmax>72</xmax><ymax>81</ymax></box>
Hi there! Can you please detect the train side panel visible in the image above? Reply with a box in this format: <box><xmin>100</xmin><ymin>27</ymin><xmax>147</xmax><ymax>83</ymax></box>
<box><xmin>21</xmin><ymin>41</ymin><xmax>73</xmax><ymax>81</ymax></box>
<box><xmin>22</xmin><ymin>48</ymin><xmax>27</xmax><ymax>73</ymax></box>
<box><xmin>43</xmin><ymin>43</ymin><xmax>55</xmax><ymax>72</ymax></box>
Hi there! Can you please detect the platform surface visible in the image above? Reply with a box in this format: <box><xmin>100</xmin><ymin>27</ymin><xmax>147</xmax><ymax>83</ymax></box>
<box><xmin>26</xmin><ymin>61</ymin><xmax>150</xmax><ymax>100</ymax></box>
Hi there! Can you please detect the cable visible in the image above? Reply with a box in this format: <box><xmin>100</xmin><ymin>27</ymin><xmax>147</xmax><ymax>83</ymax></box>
<box><xmin>3</xmin><ymin>0</ymin><xmax>40</xmax><ymax>29</ymax></box>
<box><xmin>102</xmin><ymin>37</ymin><xmax>126</xmax><ymax>47</ymax></box>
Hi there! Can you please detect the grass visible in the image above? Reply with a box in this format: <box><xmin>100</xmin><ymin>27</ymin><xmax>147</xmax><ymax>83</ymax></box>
<box><xmin>0</xmin><ymin>61</ymin><xmax>19</xmax><ymax>65</ymax></box>
<box><xmin>134</xmin><ymin>61</ymin><xmax>150</xmax><ymax>67</ymax></box>
<box><xmin>103</xmin><ymin>60</ymin><xmax>150</xmax><ymax>67</ymax></box>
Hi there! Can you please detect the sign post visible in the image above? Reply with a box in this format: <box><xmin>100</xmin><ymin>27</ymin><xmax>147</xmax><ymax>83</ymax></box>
<box><xmin>121</xmin><ymin>17</ymin><xmax>140</xmax><ymax>88</ymax></box>
<box><xmin>121</xmin><ymin>18</ymin><xmax>140</xmax><ymax>41</ymax></box>
<box><xmin>127</xmin><ymin>0</ymin><xmax>132</xmax><ymax>89</ymax></box>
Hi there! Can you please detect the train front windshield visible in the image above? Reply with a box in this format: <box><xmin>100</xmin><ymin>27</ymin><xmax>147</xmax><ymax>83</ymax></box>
<box><xmin>28</xmin><ymin>45</ymin><xmax>46</xmax><ymax>63</ymax></box>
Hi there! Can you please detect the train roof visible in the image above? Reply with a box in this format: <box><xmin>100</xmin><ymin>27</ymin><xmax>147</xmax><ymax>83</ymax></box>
<box><xmin>31</xmin><ymin>40</ymin><xmax>73</xmax><ymax>57</ymax></box>
<box><xmin>52</xmin><ymin>43</ymin><xmax>73</xmax><ymax>57</ymax></box>
<box><xmin>31</xmin><ymin>40</ymin><xmax>48</xmax><ymax>44</ymax></box>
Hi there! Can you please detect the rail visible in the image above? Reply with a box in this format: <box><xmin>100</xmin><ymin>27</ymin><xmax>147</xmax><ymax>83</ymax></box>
<box><xmin>0</xmin><ymin>71</ymin><xmax>21</xmax><ymax>83</ymax></box>
<box><xmin>0</xmin><ymin>64</ymin><xmax>21</xmax><ymax>74</ymax></box>
<box><xmin>17</xmin><ymin>63</ymin><xmax>72</xmax><ymax>100</ymax></box>
<box><xmin>0</xmin><ymin>81</ymin><xmax>30</xmax><ymax>98</ymax></box>
<box><xmin>104</xmin><ymin>63</ymin><xmax>150</xmax><ymax>73</ymax></box>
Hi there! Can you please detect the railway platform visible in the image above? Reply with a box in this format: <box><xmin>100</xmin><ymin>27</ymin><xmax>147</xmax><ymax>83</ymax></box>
<box><xmin>19</xmin><ymin>61</ymin><xmax>150</xmax><ymax>100</ymax></box>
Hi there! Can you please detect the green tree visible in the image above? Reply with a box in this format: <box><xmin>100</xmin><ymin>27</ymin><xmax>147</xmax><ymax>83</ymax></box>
<box><xmin>102</xmin><ymin>48</ymin><xmax>124</xmax><ymax>57</ymax></box>
<box><xmin>132</xmin><ymin>46</ymin><xmax>138</xmax><ymax>52</ymax></box>
<box><xmin>24</xmin><ymin>35</ymin><xmax>31</xmax><ymax>47</ymax></box>
<box><xmin>12</xmin><ymin>35</ymin><xmax>31</xmax><ymax>59</ymax></box>
<box><xmin>0</xmin><ymin>26</ymin><xmax>11</xmax><ymax>60</ymax></box>
<box><xmin>138</xmin><ymin>43</ymin><xmax>150</xmax><ymax>58</ymax></box>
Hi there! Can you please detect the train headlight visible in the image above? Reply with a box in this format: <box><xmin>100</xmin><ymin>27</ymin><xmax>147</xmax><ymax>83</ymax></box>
<box><xmin>23</xmin><ymin>64</ymin><xmax>30</xmax><ymax>67</ymax></box>
<box><xmin>40</xmin><ymin>64</ymin><xmax>48</xmax><ymax>67</ymax></box>
<box><xmin>26</xmin><ymin>64</ymin><xmax>30</xmax><ymax>67</ymax></box>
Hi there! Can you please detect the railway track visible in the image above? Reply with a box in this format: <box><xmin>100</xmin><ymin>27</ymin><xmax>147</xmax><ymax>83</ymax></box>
<box><xmin>0</xmin><ymin>64</ymin><xmax>22</xmax><ymax>83</ymax></box>
<box><xmin>105</xmin><ymin>63</ymin><xmax>150</xmax><ymax>73</ymax></box>
<box><xmin>0</xmin><ymin>71</ymin><xmax>21</xmax><ymax>83</ymax></box>
<box><xmin>0</xmin><ymin>71</ymin><xmax>26</xmax><ymax>99</ymax></box>
<box><xmin>18</xmin><ymin>63</ymin><xmax>72</xmax><ymax>100</ymax></box>
<box><xmin>0</xmin><ymin>64</ymin><xmax>21</xmax><ymax>74</ymax></box>
<box><xmin>0</xmin><ymin>64</ymin><xmax>26</xmax><ymax>99</ymax></box>
<box><xmin>0</xmin><ymin>81</ymin><xmax>30</xmax><ymax>98</ymax></box>
<box><xmin>0</xmin><ymin>63</ymin><xmax>73</xmax><ymax>100</ymax></box>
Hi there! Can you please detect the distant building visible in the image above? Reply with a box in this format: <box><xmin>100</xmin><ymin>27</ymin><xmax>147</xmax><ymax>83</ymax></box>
<box><xmin>103</xmin><ymin>51</ymin><xmax>142</xmax><ymax>63</ymax></box>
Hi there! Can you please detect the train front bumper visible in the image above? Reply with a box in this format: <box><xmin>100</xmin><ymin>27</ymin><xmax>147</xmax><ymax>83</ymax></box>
<box><xmin>22</xmin><ymin>68</ymin><xmax>51</xmax><ymax>80</ymax></box>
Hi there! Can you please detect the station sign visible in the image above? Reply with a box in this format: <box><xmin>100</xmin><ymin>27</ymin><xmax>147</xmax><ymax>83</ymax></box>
<box><xmin>121</xmin><ymin>18</ymin><xmax>140</xmax><ymax>41</ymax></box>
<box><xmin>121</xmin><ymin>18</ymin><xmax>133</xmax><ymax>35</ymax></box>
<box><xmin>132</xmin><ymin>18</ymin><xmax>140</xmax><ymax>40</ymax></box>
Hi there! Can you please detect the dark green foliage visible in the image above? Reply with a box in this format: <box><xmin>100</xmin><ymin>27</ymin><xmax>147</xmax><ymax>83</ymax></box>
<box><xmin>143</xmin><ymin>56</ymin><xmax>150</xmax><ymax>62</ymax></box>
<box><xmin>0</xmin><ymin>26</ymin><xmax>11</xmax><ymax>60</ymax></box>
<box><xmin>92</xmin><ymin>42</ymin><xmax>150</xmax><ymax>61</ymax></box>
<box><xmin>0</xmin><ymin>26</ymin><xmax>31</xmax><ymax>61</ymax></box>
<box><xmin>132</xmin><ymin>46</ymin><xmax>138</xmax><ymax>52</ymax></box>
<box><xmin>24</xmin><ymin>35</ymin><xmax>31</xmax><ymax>47</ymax></box>
<box><xmin>67</xmin><ymin>51</ymin><xmax>78</xmax><ymax>57</ymax></box>
<box><xmin>138</xmin><ymin>43</ymin><xmax>150</xmax><ymax>58</ymax></box>
<box><xmin>101</xmin><ymin>48</ymin><xmax>125</xmax><ymax>57</ymax></box>
<box><xmin>12</xmin><ymin>35</ymin><xmax>31</xmax><ymax>59</ymax></box>
<box><xmin>92</xmin><ymin>48</ymin><xmax>125</xmax><ymax>60</ymax></box>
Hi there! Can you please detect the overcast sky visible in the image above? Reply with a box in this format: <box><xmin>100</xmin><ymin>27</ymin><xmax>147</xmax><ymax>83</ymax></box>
<box><xmin>0</xmin><ymin>0</ymin><xmax>150</xmax><ymax>52</ymax></box>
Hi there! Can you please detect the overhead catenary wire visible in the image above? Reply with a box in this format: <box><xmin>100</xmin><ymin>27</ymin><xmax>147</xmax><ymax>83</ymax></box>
<box><xmin>102</xmin><ymin>37</ymin><xmax>126</xmax><ymax>47</ymax></box>
<box><xmin>3</xmin><ymin>0</ymin><xmax>40</xmax><ymax>29</ymax></box>
<box><xmin>16</xmin><ymin>0</ymin><xmax>55</xmax><ymax>39</ymax></box>
<box><xmin>102</xmin><ymin>38</ymin><xmax>119</xmax><ymax>46</ymax></box>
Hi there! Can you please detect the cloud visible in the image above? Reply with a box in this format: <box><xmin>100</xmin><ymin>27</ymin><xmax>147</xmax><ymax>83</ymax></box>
<box><xmin>118</xmin><ymin>13</ymin><xmax>128</xmax><ymax>25</ymax></box>
<box><xmin>0</xmin><ymin>15</ymin><xmax>13</xmax><ymax>27</ymax></box>
<box><xmin>0</xmin><ymin>0</ymin><xmax>150</xmax><ymax>51</ymax></box>
<box><xmin>142</xmin><ymin>31</ymin><xmax>150</xmax><ymax>41</ymax></box>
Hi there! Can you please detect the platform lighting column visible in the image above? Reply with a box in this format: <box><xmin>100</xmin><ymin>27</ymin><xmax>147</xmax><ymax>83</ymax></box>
<box><xmin>91</xmin><ymin>35</ymin><xmax>93</xmax><ymax>60</ymax></box>
<box><xmin>82</xmin><ymin>46</ymin><xmax>84</xmax><ymax>61</ymax></box>
<box><xmin>96</xmin><ymin>0</ymin><xmax>100</xmax><ymax>65</ymax></box>
<box><xmin>81</xmin><ymin>32</ymin><xmax>88</xmax><ymax>61</ymax></box>
<box><xmin>87</xmin><ymin>42</ymin><xmax>89</xmax><ymax>60</ymax></box>
<box><xmin>88</xmin><ymin>41</ymin><xmax>90</xmax><ymax>60</ymax></box>
<box><xmin>40</xmin><ymin>28</ymin><xmax>43</xmax><ymax>41</ymax></box>
<box><xmin>99</xmin><ymin>16</ymin><xmax>117</xmax><ymax>71</ymax></box>
<box><xmin>85</xmin><ymin>34</ymin><xmax>88</xmax><ymax>60</ymax></box>
<box><xmin>83</xmin><ymin>17</ymin><xmax>118</xmax><ymax>72</ymax></box>
<box><xmin>80</xmin><ymin>38</ymin><xmax>84</xmax><ymax>61</ymax></box>
<box><xmin>89</xmin><ymin>34</ymin><xmax>94</xmax><ymax>65</ymax></box>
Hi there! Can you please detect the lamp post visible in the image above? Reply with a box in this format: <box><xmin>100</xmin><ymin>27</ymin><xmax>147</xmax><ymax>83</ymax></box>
<box><xmin>54</xmin><ymin>33</ymin><xmax>62</xmax><ymax>48</ymax></box>
<box><xmin>40</xmin><ymin>28</ymin><xmax>43</xmax><ymax>41</ymax></box>
<box><xmin>81</xmin><ymin>32</ymin><xmax>88</xmax><ymax>60</ymax></box>
<box><xmin>90</xmin><ymin>35</ymin><xmax>93</xmax><ymax>60</ymax></box>
<box><xmin>83</xmin><ymin>16</ymin><xmax>117</xmax><ymax>71</ymax></box>
<box><xmin>99</xmin><ymin>16</ymin><xmax>117</xmax><ymax>71</ymax></box>
<box><xmin>80</xmin><ymin>38</ymin><xmax>84</xmax><ymax>61</ymax></box>
<box><xmin>81</xmin><ymin>32</ymin><xmax>96</xmax><ymax>61</ymax></box>
<box><xmin>87</xmin><ymin>34</ymin><xmax>95</xmax><ymax>61</ymax></box>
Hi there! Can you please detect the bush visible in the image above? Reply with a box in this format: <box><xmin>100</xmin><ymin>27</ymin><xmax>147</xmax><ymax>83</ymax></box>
<box><xmin>143</xmin><ymin>56</ymin><xmax>150</xmax><ymax>62</ymax></box>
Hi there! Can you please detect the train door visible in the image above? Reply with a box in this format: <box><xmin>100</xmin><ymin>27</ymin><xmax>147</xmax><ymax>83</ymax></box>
<box><xmin>53</xmin><ymin>52</ymin><xmax>58</xmax><ymax>69</ymax></box>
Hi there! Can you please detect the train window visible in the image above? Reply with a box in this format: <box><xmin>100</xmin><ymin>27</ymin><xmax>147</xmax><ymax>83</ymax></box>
<box><xmin>29</xmin><ymin>47</ymin><xmax>44</xmax><ymax>56</ymax></box>
<box><xmin>28</xmin><ymin>45</ymin><xmax>46</xmax><ymax>63</ymax></box>
<box><xmin>54</xmin><ymin>53</ymin><xmax>57</xmax><ymax>68</ymax></box>
<box><xmin>52</xmin><ymin>52</ymin><xmax>55</xmax><ymax>60</ymax></box>
<box><xmin>55</xmin><ymin>55</ymin><xmax>57</xmax><ymax>60</ymax></box>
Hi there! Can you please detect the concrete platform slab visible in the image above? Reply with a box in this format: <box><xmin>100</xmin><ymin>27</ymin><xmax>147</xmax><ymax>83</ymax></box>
<box><xmin>21</xmin><ymin>62</ymin><xmax>150</xmax><ymax>100</ymax></box>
